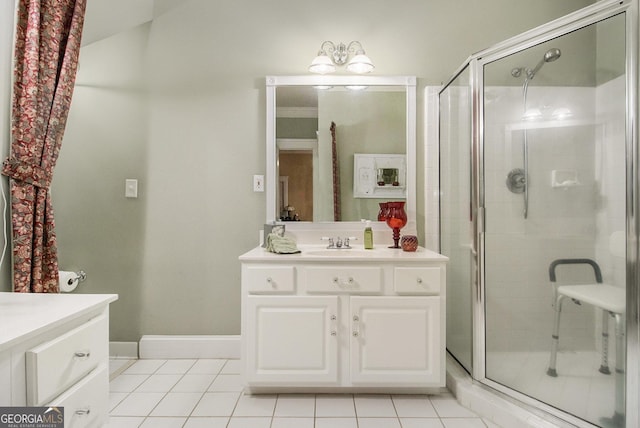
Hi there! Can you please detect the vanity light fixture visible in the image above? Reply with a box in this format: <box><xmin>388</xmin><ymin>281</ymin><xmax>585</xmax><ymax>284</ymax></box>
<box><xmin>309</xmin><ymin>41</ymin><xmax>374</xmax><ymax>74</ymax></box>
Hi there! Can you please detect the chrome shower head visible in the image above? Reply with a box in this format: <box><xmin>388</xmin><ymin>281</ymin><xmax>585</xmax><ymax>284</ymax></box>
<box><xmin>543</xmin><ymin>48</ymin><xmax>561</xmax><ymax>63</ymax></box>
<box><xmin>526</xmin><ymin>47</ymin><xmax>562</xmax><ymax>80</ymax></box>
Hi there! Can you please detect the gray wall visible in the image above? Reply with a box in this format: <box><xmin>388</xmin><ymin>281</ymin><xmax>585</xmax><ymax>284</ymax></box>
<box><xmin>3</xmin><ymin>0</ymin><xmax>595</xmax><ymax>340</ymax></box>
<box><xmin>53</xmin><ymin>23</ymin><xmax>151</xmax><ymax>341</ymax></box>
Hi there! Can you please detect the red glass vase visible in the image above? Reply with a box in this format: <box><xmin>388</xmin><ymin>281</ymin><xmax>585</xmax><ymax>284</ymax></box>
<box><xmin>377</xmin><ymin>202</ymin><xmax>389</xmax><ymax>221</ymax></box>
<box><xmin>385</xmin><ymin>201</ymin><xmax>407</xmax><ymax>248</ymax></box>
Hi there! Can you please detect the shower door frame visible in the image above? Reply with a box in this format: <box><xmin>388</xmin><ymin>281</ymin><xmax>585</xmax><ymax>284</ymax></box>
<box><xmin>441</xmin><ymin>0</ymin><xmax>640</xmax><ymax>426</ymax></box>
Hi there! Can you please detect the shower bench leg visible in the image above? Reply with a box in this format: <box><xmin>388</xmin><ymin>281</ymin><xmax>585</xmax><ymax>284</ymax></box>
<box><xmin>546</xmin><ymin>294</ymin><xmax>565</xmax><ymax>377</ymax></box>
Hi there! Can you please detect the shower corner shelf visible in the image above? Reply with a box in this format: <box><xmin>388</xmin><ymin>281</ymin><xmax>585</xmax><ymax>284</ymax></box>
<box><xmin>551</xmin><ymin>170</ymin><xmax>581</xmax><ymax>188</ymax></box>
<box><xmin>506</xmin><ymin>118</ymin><xmax>591</xmax><ymax>132</ymax></box>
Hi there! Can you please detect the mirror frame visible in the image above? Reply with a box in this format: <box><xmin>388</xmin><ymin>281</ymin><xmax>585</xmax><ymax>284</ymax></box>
<box><xmin>266</xmin><ymin>75</ymin><xmax>417</xmax><ymax>231</ymax></box>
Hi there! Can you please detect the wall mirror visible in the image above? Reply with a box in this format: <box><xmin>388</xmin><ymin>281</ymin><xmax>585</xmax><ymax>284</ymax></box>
<box><xmin>266</xmin><ymin>75</ymin><xmax>416</xmax><ymax>231</ymax></box>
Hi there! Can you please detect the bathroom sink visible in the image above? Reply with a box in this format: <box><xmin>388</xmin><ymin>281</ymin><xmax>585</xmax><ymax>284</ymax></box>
<box><xmin>305</xmin><ymin>250</ymin><xmax>376</xmax><ymax>257</ymax></box>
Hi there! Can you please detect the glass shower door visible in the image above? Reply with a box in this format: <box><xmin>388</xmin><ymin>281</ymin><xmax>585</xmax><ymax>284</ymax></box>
<box><xmin>440</xmin><ymin>65</ymin><xmax>473</xmax><ymax>373</ymax></box>
<box><xmin>482</xmin><ymin>13</ymin><xmax>627</xmax><ymax>427</ymax></box>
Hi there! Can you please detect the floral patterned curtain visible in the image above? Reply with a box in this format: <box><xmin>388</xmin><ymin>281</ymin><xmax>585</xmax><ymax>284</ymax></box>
<box><xmin>1</xmin><ymin>0</ymin><xmax>86</xmax><ymax>292</ymax></box>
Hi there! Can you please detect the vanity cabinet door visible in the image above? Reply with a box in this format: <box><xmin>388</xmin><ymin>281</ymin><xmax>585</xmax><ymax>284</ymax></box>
<box><xmin>245</xmin><ymin>296</ymin><xmax>339</xmax><ymax>385</ymax></box>
<box><xmin>349</xmin><ymin>296</ymin><xmax>442</xmax><ymax>386</ymax></box>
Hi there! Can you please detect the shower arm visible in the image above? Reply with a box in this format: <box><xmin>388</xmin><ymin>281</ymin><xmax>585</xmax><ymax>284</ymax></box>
<box><xmin>512</xmin><ymin>47</ymin><xmax>561</xmax><ymax>220</ymax></box>
<box><xmin>522</xmin><ymin>78</ymin><xmax>531</xmax><ymax>219</ymax></box>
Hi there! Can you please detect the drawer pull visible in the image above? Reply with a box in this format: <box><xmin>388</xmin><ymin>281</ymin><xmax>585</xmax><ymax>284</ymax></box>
<box><xmin>75</xmin><ymin>408</ymin><xmax>91</xmax><ymax>416</ymax></box>
<box><xmin>74</xmin><ymin>351</ymin><xmax>91</xmax><ymax>359</ymax></box>
<box><xmin>332</xmin><ymin>277</ymin><xmax>355</xmax><ymax>286</ymax></box>
<box><xmin>266</xmin><ymin>277</ymin><xmax>276</xmax><ymax>287</ymax></box>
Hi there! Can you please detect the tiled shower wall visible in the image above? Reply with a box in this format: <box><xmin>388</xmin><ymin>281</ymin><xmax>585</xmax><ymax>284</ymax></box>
<box><xmin>484</xmin><ymin>84</ymin><xmax>598</xmax><ymax>352</ymax></box>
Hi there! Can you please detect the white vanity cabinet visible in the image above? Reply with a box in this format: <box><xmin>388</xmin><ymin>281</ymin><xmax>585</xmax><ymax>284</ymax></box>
<box><xmin>0</xmin><ymin>292</ymin><xmax>117</xmax><ymax>428</ymax></box>
<box><xmin>349</xmin><ymin>296</ymin><xmax>441</xmax><ymax>385</ymax></box>
<box><xmin>239</xmin><ymin>246</ymin><xmax>447</xmax><ymax>392</ymax></box>
<box><xmin>245</xmin><ymin>295</ymin><xmax>339</xmax><ymax>385</ymax></box>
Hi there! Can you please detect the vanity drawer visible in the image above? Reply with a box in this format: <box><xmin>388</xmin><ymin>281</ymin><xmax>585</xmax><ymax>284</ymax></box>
<box><xmin>244</xmin><ymin>266</ymin><xmax>296</xmax><ymax>294</ymax></box>
<box><xmin>394</xmin><ymin>267</ymin><xmax>441</xmax><ymax>295</ymax></box>
<box><xmin>49</xmin><ymin>364</ymin><xmax>108</xmax><ymax>428</ymax></box>
<box><xmin>305</xmin><ymin>266</ymin><xmax>382</xmax><ymax>293</ymax></box>
<box><xmin>26</xmin><ymin>314</ymin><xmax>108</xmax><ymax>406</ymax></box>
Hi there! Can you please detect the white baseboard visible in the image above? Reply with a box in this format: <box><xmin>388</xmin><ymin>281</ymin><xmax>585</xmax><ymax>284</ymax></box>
<box><xmin>139</xmin><ymin>335</ymin><xmax>241</xmax><ymax>359</ymax></box>
<box><xmin>110</xmin><ymin>341</ymin><xmax>138</xmax><ymax>359</ymax></box>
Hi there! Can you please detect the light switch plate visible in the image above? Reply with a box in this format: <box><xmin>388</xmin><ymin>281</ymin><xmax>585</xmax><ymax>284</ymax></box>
<box><xmin>125</xmin><ymin>179</ymin><xmax>138</xmax><ymax>198</ymax></box>
<box><xmin>253</xmin><ymin>175</ymin><xmax>264</xmax><ymax>192</ymax></box>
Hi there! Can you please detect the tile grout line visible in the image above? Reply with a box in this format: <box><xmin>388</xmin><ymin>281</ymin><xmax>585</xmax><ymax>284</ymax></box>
<box><xmin>137</xmin><ymin>359</ymin><xmax>170</xmax><ymax>426</ymax></box>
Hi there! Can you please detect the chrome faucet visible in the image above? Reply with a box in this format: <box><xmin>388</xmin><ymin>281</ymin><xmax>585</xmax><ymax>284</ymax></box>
<box><xmin>321</xmin><ymin>236</ymin><xmax>357</xmax><ymax>249</ymax></box>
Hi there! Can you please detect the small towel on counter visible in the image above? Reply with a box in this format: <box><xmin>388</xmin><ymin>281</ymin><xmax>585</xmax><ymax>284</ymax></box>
<box><xmin>265</xmin><ymin>232</ymin><xmax>301</xmax><ymax>254</ymax></box>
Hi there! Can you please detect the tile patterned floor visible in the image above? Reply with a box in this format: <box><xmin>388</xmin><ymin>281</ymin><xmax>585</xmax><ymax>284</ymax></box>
<box><xmin>107</xmin><ymin>358</ymin><xmax>500</xmax><ymax>428</ymax></box>
<box><xmin>486</xmin><ymin>351</ymin><xmax>617</xmax><ymax>426</ymax></box>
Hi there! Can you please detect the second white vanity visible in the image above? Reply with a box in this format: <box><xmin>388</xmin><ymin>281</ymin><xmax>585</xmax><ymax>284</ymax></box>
<box><xmin>239</xmin><ymin>245</ymin><xmax>447</xmax><ymax>393</ymax></box>
<box><xmin>0</xmin><ymin>292</ymin><xmax>117</xmax><ymax>427</ymax></box>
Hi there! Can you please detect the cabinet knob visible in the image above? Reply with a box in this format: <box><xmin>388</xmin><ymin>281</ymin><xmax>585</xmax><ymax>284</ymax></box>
<box><xmin>330</xmin><ymin>315</ymin><xmax>337</xmax><ymax>321</ymax></box>
<box><xmin>331</xmin><ymin>331</ymin><xmax>337</xmax><ymax>336</ymax></box>
<box><xmin>353</xmin><ymin>315</ymin><xmax>359</xmax><ymax>322</ymax></box>
<box><xmin>74</xmin><ymin>351</ymin><xmax>91</xmax><ymax>359</ymax></box>
<box><xmin>332</xmin><ymin>277</ymin><xmax>339</xmax><ymax>284</ymax></box>
<box><xmin>352</xmin><ymin>331</ymin><xmax>359</xmax><ymax>337</ymax></box>
<box><xmin>348</xmin><ymin>277</ymin><xmax>354</xmax><ymax>284</ymax></box>
<box><xmin>417</xmin><ymin>277</ymin><xmax>423</xmax><ymax>284</ymax></box>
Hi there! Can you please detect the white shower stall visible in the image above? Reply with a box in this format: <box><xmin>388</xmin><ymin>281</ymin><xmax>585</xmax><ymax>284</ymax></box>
<box><xmin>431</xmin><ymin>1</ymin><xmax>638</xmax><ymax>427</ymax></box>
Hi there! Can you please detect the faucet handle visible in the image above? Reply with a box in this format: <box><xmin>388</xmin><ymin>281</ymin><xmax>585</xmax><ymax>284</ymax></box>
<box><xmin>321</xmin><ymin>237</ymin><xmax>335</xmax><ymax>248</ymax></box>
<box><xmin>344</xmin><ymin>236</ymin><xmax>357</xmax><ymax>248</ymax></box>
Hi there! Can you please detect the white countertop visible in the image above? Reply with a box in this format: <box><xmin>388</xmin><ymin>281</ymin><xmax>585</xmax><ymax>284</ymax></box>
<box><xmin>0</xmin><ymin>292</ymin><xmax>118</xmax><ymax>351</ymax></box>
<box><xmin>239</xmin><ymin>245</ymin><xmax>448</xmax><ymax>263</ymax></box>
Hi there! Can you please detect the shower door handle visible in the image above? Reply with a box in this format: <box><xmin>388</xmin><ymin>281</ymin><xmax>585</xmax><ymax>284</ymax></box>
<box><xmin>471</xmin><ymin>206</ymin><xmax>485</xmax><ymax>258</ymax></box>
<box><xmin>477</xmin><ymin>230</ymin><xmax>485</xmax><ymax>303</ymax></box>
